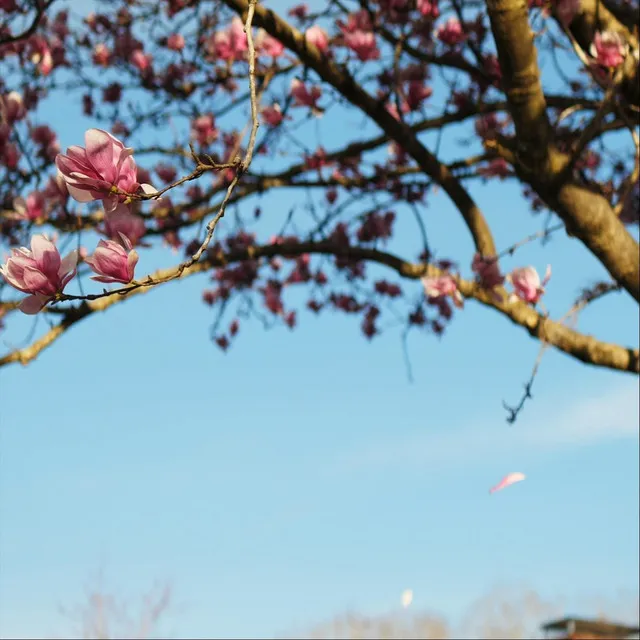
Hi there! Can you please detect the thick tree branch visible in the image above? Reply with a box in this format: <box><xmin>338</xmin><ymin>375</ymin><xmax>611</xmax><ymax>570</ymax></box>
<box><xmin>1</xmin><ymin>241</ymin><xmax>637</xmax><ymax>373</ymax></box>
<box><xmin>485</xmin><ymin>0</ymin><xmax>640</xmax><ymax>302</ymax></box>
<box><xmin>485</xmin><ymin>0</ymin><xmax>553</xmax><ymax>172</ymax></box>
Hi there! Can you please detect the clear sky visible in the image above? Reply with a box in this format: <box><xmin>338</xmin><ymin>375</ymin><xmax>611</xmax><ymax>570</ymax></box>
<box><xmin>0</xmin><ymin>1</ymin><xmax>639</xmax><ymax>638</ymax></box>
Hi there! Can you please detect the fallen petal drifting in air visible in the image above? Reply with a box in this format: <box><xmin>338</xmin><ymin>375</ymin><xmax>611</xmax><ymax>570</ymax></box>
<box><xmin>490</xmin><ymin>472</ymin><xmax>526</xmax><ymax>494</ymax></box>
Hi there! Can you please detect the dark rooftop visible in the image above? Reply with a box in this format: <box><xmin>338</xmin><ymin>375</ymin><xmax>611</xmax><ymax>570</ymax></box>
<box><xmin>541</xmin><ymin>617</ymin><xmax>640</xmax><ymax>638</ymax></box>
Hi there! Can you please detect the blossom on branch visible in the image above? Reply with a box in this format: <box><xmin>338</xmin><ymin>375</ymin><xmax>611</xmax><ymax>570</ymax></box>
<box><xmin>55</xmin><ymin>128</ymin><xmax>154</xmax><ymax>213</ymax></box>
<box><xmin>590</xmin><ymin>31</ymin><xmax>627</xmax><ymax>69</ymax></box>
<box><xmin>507</xmin><ymin>265</ymin><xmax>551</xmax><ymax>305</ymax></box>
<box><xmin>0</xmin><ymin>235</ymin><xmax>78</xmax><ymax>314</ymax></box>
<box><xmin>85</xmin><ymin>235</ymin><xmax>139</xmax><ymax>284</ymax></box>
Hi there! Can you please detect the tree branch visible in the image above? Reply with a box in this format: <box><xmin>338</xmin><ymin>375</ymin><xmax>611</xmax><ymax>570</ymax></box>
<box><xmin>2</xmin><ymin>241</ymin><xmax>637</xmax><ymax>373</ymax></box>
<box><xmin>485</xmin><ymin>0</ymin><xmax>640</xmax><ymax>302</ymax></box>
<box><xmin>220</xmin><ymin>0</ymin><xmax>498</xmax><ymax>257</ymax></box>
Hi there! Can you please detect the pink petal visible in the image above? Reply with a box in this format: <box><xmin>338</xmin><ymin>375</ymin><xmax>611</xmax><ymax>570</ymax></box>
<box><xmin>66</xmin><ymin>184</ymin><xmax>97</xmax><ymax>203</ymax></box>
<box><xmin>489</xmin><ymin>472</ymin><xmax>526</xmax><ymax>494</ymax></box>
<box><xmin>19</xmin><ymin>293</ymin><xmax>50</xmax><ymax>314</ymax></box>
<box><xmin>30</xmin><ymin>234</ymin><xmax>60</xmax><ymax>276</ymax></box>
<box><xmin>84</xmin><ymin>128</ymin><xmax>118</xmax><ymax>182</ymax></box>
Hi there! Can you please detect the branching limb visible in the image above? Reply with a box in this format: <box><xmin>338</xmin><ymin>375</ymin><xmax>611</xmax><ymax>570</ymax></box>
<box><xmin>2</xmin><ymin>241</ymin><xmax>637</xmax><ymax>373</ymax></box>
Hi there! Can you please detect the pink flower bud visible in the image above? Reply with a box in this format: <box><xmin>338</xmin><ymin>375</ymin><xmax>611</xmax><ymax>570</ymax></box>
<box><xmin>261</xmin><ymin>103</ymin><xmax>284</xmax><ymax>127</ymax></box>
<box><xmin>104</xmin><ymin>204</ymin><xmax>146</xmax><ymax>246</ymax></box>
<box><xmin>84</xmin><ymin>235</ymin><xmax>139</xmax><ymax>284</ymax></box>
<box><xmin>304</xmin><ymin>26</ymin><xmax>329</xmax><ymax>52</ymax></box>
<box><xmin>472</xmin><ymin>253</ymin><xmax>504</xmax><ymax>288</ymax></box>
<box><xmin>166</xmin><ymin>33</ymin><xmax>185</xmax><ymax>51</ymax></box>
<box><xmin>590</xmin><ymin>31</ymin><xmax>627</xmax><ymax>68</ymax></box>
<box><xmin>422</xmin><ymin>274</ymin><xmax>463</xmax><ymax>307</ymax></box>
<box><xmin>508</xmin><ymin>265</ymin><xmax>551</xmax><ymax>304</ymax></box>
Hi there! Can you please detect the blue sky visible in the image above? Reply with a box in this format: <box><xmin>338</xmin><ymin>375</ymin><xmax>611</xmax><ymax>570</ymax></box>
<box><xmin>1</xmin><ymin>1</ymin><xmax>639</xmax><ymax>638</ymax></box>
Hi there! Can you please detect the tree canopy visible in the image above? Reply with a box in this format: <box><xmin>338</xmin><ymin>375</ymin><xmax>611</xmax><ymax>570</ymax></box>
<box><xmin>1</xmin><ymin>0</ymin><xmax>638</xmax><ymax>417</ymax></box>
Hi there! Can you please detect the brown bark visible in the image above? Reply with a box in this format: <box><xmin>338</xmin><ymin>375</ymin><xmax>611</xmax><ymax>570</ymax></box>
<box><xmin>484</xmin><ymin>0</ymin><xmax>640</xmax><ymax>301</ymax></box>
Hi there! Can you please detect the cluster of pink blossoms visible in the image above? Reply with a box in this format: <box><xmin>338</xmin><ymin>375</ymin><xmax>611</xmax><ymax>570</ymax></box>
<box><xmin>422</xmin><ymin>255</ymin><xmax>552</xmax><ymax>309</ymax></box>
<box><xmin>1</xmin><ymin>129</ymin><xmax>152</xmax><ymax>313</ymax></box>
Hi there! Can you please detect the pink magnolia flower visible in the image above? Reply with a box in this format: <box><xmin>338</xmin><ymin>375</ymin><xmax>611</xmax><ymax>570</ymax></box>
<box><xmin>417</xmin><ymin>0</ymin><xmax>440</xmax><ymax>18</ymax></box>
<box><xmin>155</xmin><ymin>162</ymin><xmax>177</xmax><ymax>183</ymax></box>
<box><xmin>305</xmin><ymin>25</ymin><xmax>329</xmax><ymax>52</ymax></box>
<box><xmin>406</xmin><ymin>80</ymin><xmax>433</xmax><ymax>110</ymax></box>
<box><xmin>31</xmin><ymin>124</ymin><xmax>59</xmax><ymax>162</ymax></box>
<box><xmin>1</xmin><ymin>142</ymin><xmax>20</xmax><ymax>169</ymax></box>
<box><xmin>211</xmin><ymin>16</ymin><xmax>247</xmax><ymax>62</ymax></box>
<box><xmin>290</xmin><ymin>79</ymin><xmax>322</xmax><ymax>112</ymax></box>
<box><xmin>43</xmin><ymin>173</ymin><xmax>69</xmax><ymax>206</ymax></box>
<box><xmin>190</xmin><ymin>114</ymin><xmax>218</xmax><ymax>146</ymax></box>
<box><xmin>344</xmin><ymin>30</ymin><xmax>380</xmax><ymax>61</ymax></box>
<box><xmin>92</xmin><ymin>43</ymin><xmax>111</xmax><ymax>66</ymax></box>
<box><xmin>507</xmin><ymin>265</ymin><xmax>551</xmax><ymax>304</ymax></box>
<box><xmin>472</xmin><ymin>253</ymin><xmax>504</xmax><ymax>288</ymax></box>
<box><xmin>0</xmin><ymin>234</ymin><xmax>78</xmax><ymax>314</ymax></box>
<box><xmin>104</xmin><ymin>204</ymin><xmax>146</xmax><ymax>246</ymax></box>
<box><xmin>490</xmin><ymin>472</ymin><xmax>525</xmax><ymax>494</ymax></box>
<box><xmin>261</xmin><ymin>103</ymin><xmax>284</xmax><ymax>126</ymax></box>
<box><xmin>130</xmin><ymin>49</ymin><xmax>153</xmax><ymax>72</ymax></box>
<box><xmin>13</xmin><ymin>191</ymin><xmax>46</xmax><ymax>222</ymax></box>
<box><xmin>55</xmin><ymin>128</ymin><xmax>154</xmax><ymax>212</ymax></box>
<box><xmin>436</xmin><ymin>18</ymin><xmax>467</xmax><ymax>46</ymax></box>
<box><xmin>590</xmin><ymin>31</ymin><xmax>627</xmax><ymax>68</ymax></box>
<box><xmin>29</xmin><ymin>36</ymin><xmax>53</xmax><ymax>75</ymax></box>
<box><xmin>422</xmin><ymin>274</ymin><xmax>463</xmax><ymax>307</ymax></box>
<box><xmin>1</xmin><ymin>91</ymin><xmax>25</xmax><ymax>124</ymax></box>
<box><xmin>256</xmin><ymin>29</ymin><xmax>285</xmax><ymax>58</ymax></box>
<box><xmin>84</xmin><ymin>234</ymin><xmax>138</xmax><ymax>284</ymax></box>
<box><xmin>166</xmin><ymin>33</ymin><xmax>185</xmax><ymax>51</ymax></box>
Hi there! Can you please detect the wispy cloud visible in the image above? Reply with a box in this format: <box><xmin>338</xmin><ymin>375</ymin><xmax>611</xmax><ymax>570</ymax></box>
<box><xmin>334</xmin><ymin>381</ymin><xmax>639</xmax><ymax>473</ymax></box>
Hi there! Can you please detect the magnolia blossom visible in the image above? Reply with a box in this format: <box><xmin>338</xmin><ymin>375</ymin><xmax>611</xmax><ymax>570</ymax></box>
<box><xmin>304</xmin><ymin>25</ymin><xmax>329</xmax><ymax>52</ymax></box>
<box><xmin>261</xmin><ymin>103</ymin><xmax>284</xmax><ymax>127</ymax></box>
<box><xmin>344</xmin><ymin>30</ymin><xmax>379</xmax><ymax>61</ymax></box>
<box><xmin>166</xmin><ymin>33</ymin><xmax>185</xmax><ymax>51</ymax></box>
<box><xmin>56</xmin><ymin>128</ymin><xmax>154</xmax><ymax>212</ymax></box>
<box><xmin>130</xmin><ymin>49</ymin><xmax>153</xmax><ymax>72</ymax></box>
<box><xmin>1</xmin><ymin>91</ymin><xmax>26</xmax><ymax>124</ymax></box>
<box><xmin>29</xmin><ymin>36</ymin><xmax>53</xmax><ymax>75</ymax></box>
<box><xmin>422</xmin><ymin>274</ymin><xmax>463</xmax><ymax>307</ymax></box>
<box><xmin>191</xmin><ymin>114</ymin><xmax>218</xmax><ymax>145</ymax></box>
<box><xmin>0</xmin><ymin>234</ymin><xmax>78</xmax><ymax>314</ymax></box>
<box><xmin>290</xmin><ymin>79</ymin><xmax>322</xmax><ymax>112</ymax></box>
<box><xmin>211</xmin><ymin>16</ymin><xmax>247</xmax><ymax>62</ymax></box>
<box><xmin>12</xmin><ymin>191</ymin><xmax>46</xmax><ymax>222</ymax></box>
<box><xmin>507</xmin><ymin>265</ymin><xmax>551</xmax><ymax>304</ymax></box>
<box><xmin>472</xmin><ymin>253</ymin><xmax>504</xmax><ymax>288</ymax></box>
<box><xmin>256</xmin><ymin>29</ymin><xmax>285</xmax><ymax>58</ymax></box>
<box><xmin>85</xmin><ymin>234</ymin><xmax>139</xmax><ymax>284</ymax></box>
<box><xmin>435</xmin><ymin>18</ymin><xmax>467</xmax><ymax>46</ymax></box>
<box><xmin>590</xmin><ymin>31</ymin><xmax>627</xmax><ymax>68</ymax></box>
<box><xmin>104</xmin><ymin>204</ymin><xmax>146</xmax><ymax>246</ymax></box>
<box><xmin>92</xmin><ymin>43</ymin><xmax>111</xmax><ymax>66</ymax></box>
